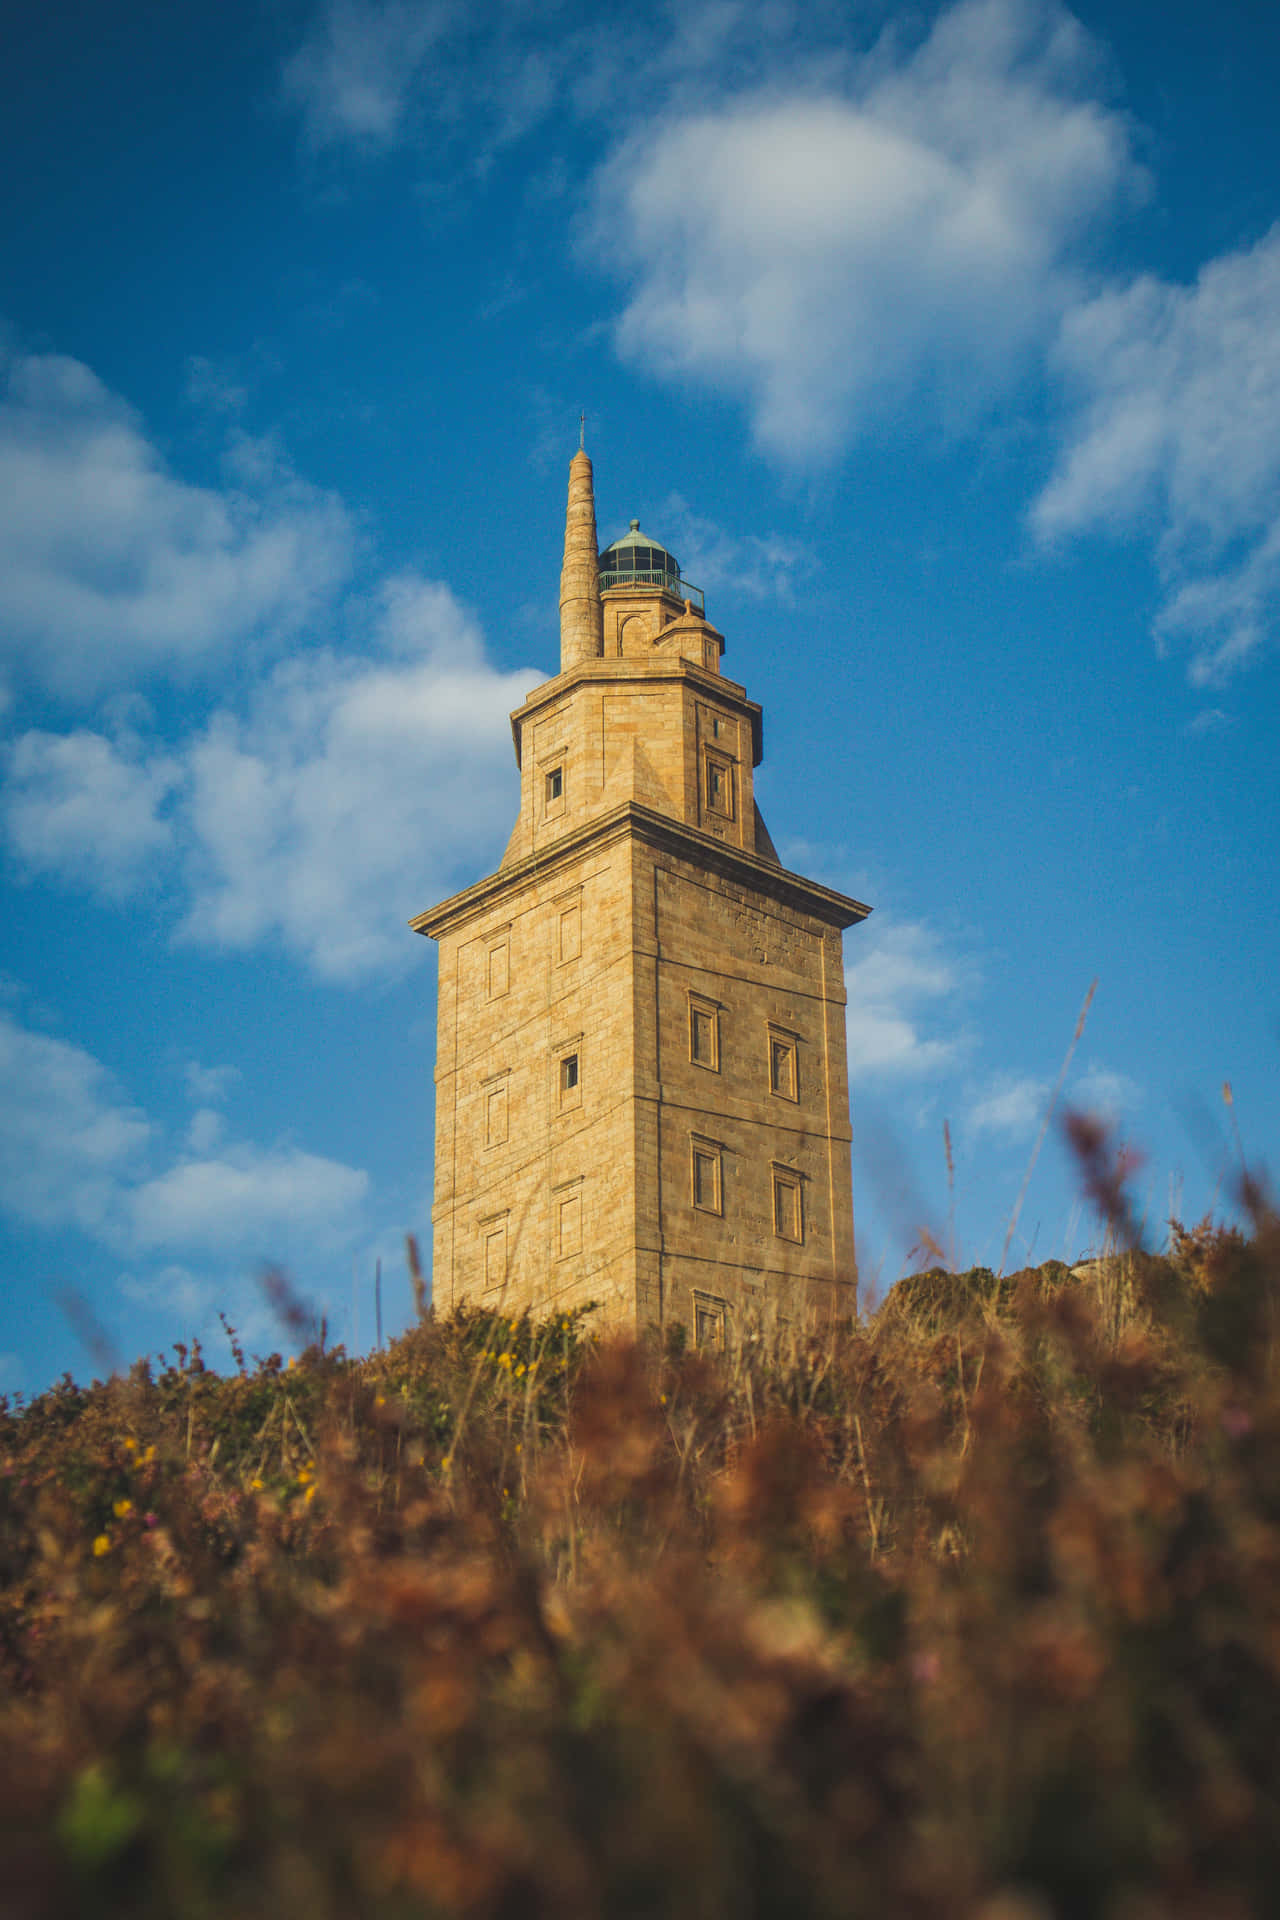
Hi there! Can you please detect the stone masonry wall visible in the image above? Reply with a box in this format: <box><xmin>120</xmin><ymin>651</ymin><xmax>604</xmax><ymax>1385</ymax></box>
<box><xmin>430</xmin><ymin>808</ymin><xmax>859</xmax><ymax>1335</ymax></box>
<box><xmin>630</xmin><ymin>841</ymin><xmax>857</xmax><ymax>1334</ymax></box>
<box><xmin>432</xmin><ymin>830</ymin><xmax>640</xmax><ymax>1327</ymax></box>
<box><xmin>501</xmin><ymin>660</ymin><xmax>762</xmax><ymax>871</ymax></box>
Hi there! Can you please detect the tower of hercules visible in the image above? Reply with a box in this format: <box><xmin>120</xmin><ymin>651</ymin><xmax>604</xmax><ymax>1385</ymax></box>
<box><xmin>413</xmin><ymin>449</ymin><xmax>870</xmax><ymax>1342</ymax></box>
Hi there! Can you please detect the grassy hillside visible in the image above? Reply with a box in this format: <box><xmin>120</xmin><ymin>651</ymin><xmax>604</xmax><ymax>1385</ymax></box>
<box><xmin>2</xmin><ymin>1198</ymin><xmax>1278</xmax><ymax>1919</ymax></box>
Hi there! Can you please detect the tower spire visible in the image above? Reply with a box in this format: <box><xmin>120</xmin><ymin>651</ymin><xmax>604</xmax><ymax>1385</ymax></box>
<box><xmin>559</xmin><ymin>444</ymin><xmax>603</xmax><ymax>670</ymax></box>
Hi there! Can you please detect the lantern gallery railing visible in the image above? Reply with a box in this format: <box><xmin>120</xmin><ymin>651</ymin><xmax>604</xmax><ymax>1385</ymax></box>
<box><xmin>597</xmin><ymin>566</ymin><xmax>705</xmax><ymax>614</ymax></box>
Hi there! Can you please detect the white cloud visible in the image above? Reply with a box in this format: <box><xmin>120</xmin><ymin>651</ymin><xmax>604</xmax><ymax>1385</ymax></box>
<box><xmin>655</xmin><ymin>494</ymin><xmax>815</xmax><ymax>603</ymax></box>
<box><xmin>184</xmin><ymin>1061</ymin><xmax>241</xmax><ymax>1105</ymax></box>
<box><xmin>845</xmin><ymin>918</ymin><xmax>969</xmax><ymax>1078</ymax></box>
<box><xmin>1186</xmin><ymin>707</ymin><xmax>1231</xmax><ymax>736</ymax></box>
<box><xmin>280</xmin><ymin>0</ymin><xmax>807</xmax><ymax>165</ymax></box>
<box><xmin>118</xmin><ymin>1263</ymin><xmax>213</xmax><ymax>1324</ymax></box>
<box><xmin>0</xmin><ymin>1004</ymin><xmax>368</xmax><ymax>1260</ymax></box>
<box><xmin>968</xmin><ymin>1063</ymin><xmax>1139</xmax><ymax>1141</ymax></box>
<box><xmin>174</xmin><ymin>573</ymin><xmax>543</xmax><ymax>981</ymax></box>
<box><xmin>0</xmin><ymin>352</ymin><xmax>354</xmax><ymax>696</ymax></box>
<box><xmin>1</xmin><ymin>569</ymin><xmax>544</xmax><ymax>982</ymax></box>
<box><xmin>128</xmin><ymin>1149</ymin><xmax>367</xmax><ymax>1254</ymax></box>
<box><xmin>969</xmin><ymin>1071</ymin><xmax>1049</xmax><ymax>1138</ymax></box>
<box><xmin>185</xmin><ymin>1109</ymin><xmax>226</xmax><ymax>1155</ymax></box>
<box><xmin>284</xmin><ymin>0</ymin><xmax>650</xmax><ymax>230</ymax></box>
<box><xmin>184</xmin><ymin>356</ymin><xmax>249</xmax><ymax>416</ymax></box>
<box><xmin>0</xmin><ymin>1010</ymin><xmax>151</xmax><ymax>1237</ymax></box>
<box><xmin>278</xmin><ymin>0</ymin><xmax>630</xmax><ymax>166</ymax></box>
<box><xmin>1034</xmin><ymin>224</ymin><xmax>1280</xmax><ymax>683</ymax></box>
<box><xmin>3</xmin><ymin>728</ymin><xmax>180</xmax><ymax>898</ymax></box>
<box><xmin>282</xmin><ymin>0</ymin><xmax>465</xmax><ymax>152</ymax></box>
<box><xmin>1070</xmin><ymin>1064</ymin><xmax>1141</xmax><ymax>1118</ymax></box>
<box><xmin>590</xmin><ymin>0</ymin><xmax>1138</xmax><ymax>461</ymax></box>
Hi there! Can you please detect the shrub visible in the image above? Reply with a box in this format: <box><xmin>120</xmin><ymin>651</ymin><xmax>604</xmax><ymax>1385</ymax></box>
<box><xmin>1</xmin><ymin>1199</ymin><xmax>1278</xmax><ymax>1918</ymax></box>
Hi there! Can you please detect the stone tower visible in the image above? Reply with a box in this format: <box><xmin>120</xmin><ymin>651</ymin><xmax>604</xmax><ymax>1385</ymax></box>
<box><xmin>412</xmin><ymin>451</ymin><xmax>870</xmax><ymax>1341</ymax></box>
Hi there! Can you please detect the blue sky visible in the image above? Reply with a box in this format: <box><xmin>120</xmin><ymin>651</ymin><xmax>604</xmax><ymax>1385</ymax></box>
<box><xmin>2</xmin><ymin>0</ymin><xmax>1277</xmax><ymax>1392</ymax></box>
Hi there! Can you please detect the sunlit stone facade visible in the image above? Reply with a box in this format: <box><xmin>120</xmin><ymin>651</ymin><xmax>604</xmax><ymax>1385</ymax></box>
<box><xmin>413</xmin><ymin>451</ymin><xmax>869</xmax><ymax>1337</ymax></box>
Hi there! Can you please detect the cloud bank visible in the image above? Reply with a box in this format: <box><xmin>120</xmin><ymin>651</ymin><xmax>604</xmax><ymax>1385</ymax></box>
<box><xmin>282</xmin><ymin>0</ymin><xmax>460</xmax><ymax>152</ymax></box>
<box><xmin>590</xmin><ymin>0</ymin><xmax>1138</xmax><ymax>461</ymax></box>
<box><xmin>3</xmin><ymin>571</ymin><xmax>543</xmax><ymax>983</ymax></box>
<box><xmin>174</xmin><ymin>575</ymin><xmax>541</xmax><ymax>979</ymax></box>
<box><xmin>0</xmin><ymin>352</ymin><xmax>354</xmax><ymax>698</ymax></box>
<box><xmin>844</xmin><ymin>918</ymin><xmax>970</xmax><ymax>1079</ymax></box>
<box><xmin>0</xmin><ymin>1007</ymin><xmax>367</xmax><ymax>1258</ymax></box>
<box><xmin>277</xmin><ymin>0</ymin><xmax>1280</xmax><ymax>678</ymax></box>
<box><xmin>1034</xmin><ymin>223</ymin><xmax>1280</xmax><ymax>684</ymax></box>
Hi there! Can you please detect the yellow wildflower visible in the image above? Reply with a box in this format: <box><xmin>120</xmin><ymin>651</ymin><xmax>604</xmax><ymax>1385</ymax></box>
<box><xmin>251</xmin><ymin>1478</ymin><xmax>264</xmax><ymax>1492</ymax></box>
<box><xmin>142</xmin><ymin>1445</ymin><xmax>156</xmax><ymax>1464</ymax></box>
<box><xmin>374</xmin><ymin>1394</ymin><xmax>386</xmax><ymax>1407</ymax></box>
<box><xmin>122</xmin><ymin>1437</ymin><xmax>138</xmax><ymax>1453</ymax></box>
<box><xmin>112</xmin><ymin>1498</ymin><xmax>133</xmax><ymax>1520</ymax></box>
<box><xmin>304</xmin><ymin>1484</ymin><xmax>318</xmax><ymax>1504</ymax></box>
<box><xmin>92</xmin><ymin>1534</ymin><xmax>111</xmax><ymax>1557</ymax></box>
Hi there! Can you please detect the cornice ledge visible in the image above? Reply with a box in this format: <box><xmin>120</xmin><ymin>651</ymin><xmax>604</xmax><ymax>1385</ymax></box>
<box><xmin>410</xmin><ymin>803</ymin><xmax>871</xmax><ymax>941</ymax></box>
<box><xmin>627</xmin><ymin>805</ymin><xmax>871</xmax><ymax>928</ymax></box>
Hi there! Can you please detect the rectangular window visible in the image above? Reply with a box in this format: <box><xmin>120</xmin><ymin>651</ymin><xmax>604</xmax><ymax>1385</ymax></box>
<box><xmin>689</xmin><ymin>996</ymin><xmax>719</xmax><ymax>1071</ymax></box>
<box><xmin>691</xmin><ymin>1139</ymin><xmax>723</xmax><ymax>1216</ymax></box>
<box><xmin>485</xmin><ymin>1083</ymin><xmax>508</xmax><ymax>1148</ymax></box>
<box><xmin>558</xmin><ymin>900</ymin><xmax>581</xmax><ymax>964</ymax></box>
<box><xmin>558</xmin><ymin>1049</ymin><xmax>582</xmax><ymax>1111</ymax></box>
<box><xmin>705</xmin><ymin>753</ymin><xmax>735</xmax><ymax>820</ymax></box>
<box><xmin>483</xmin><ymin>1221</ymin><xmax>507</xmax><ymax>1293</ymax></box>
<box><xmin>772</xmin><ymin>1168</ymin><xmax>803</xmax><ymax>1244</ymax></box>
<box><xmin>768</xmin><ymin>1031</ymin><xmax>798</xmax><ymax>1102</ymax></box>
<box><xmin>557</xmin><ymin>1189</ymin><xmax>582</xmax><ymax>1258</ymax></box>
<box><xmin>544</xmin><ymin>765</ymin><xmax>565</xmax><ymax>816</ymax></box>
<box><xmin>694</xmin><ymin>1294</ymin><xmax>727</xmax><ymax>1351</ymax></box>
<box><xmin>487</xmin><ymin>940</ymin><xmax>509</xmax><ymax>1000</ymax></box>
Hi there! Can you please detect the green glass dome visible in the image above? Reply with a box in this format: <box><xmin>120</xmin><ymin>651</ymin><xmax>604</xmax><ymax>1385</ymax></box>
<box><xmin>597</xmin><ymin>519</ymin><xmax>705</xmax><ymax>613</ymax></box>
<box><xmin>598</xmin><ymin>519</ymin><xmax>683</xmax><ymax>595</ymax></box>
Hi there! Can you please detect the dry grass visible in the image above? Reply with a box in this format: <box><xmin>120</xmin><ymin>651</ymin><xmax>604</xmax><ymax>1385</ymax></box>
<box><xmin>2</xmin><ymin>1187</ymin><xmax>1279</xmax><ymax>1919</ymax></box>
